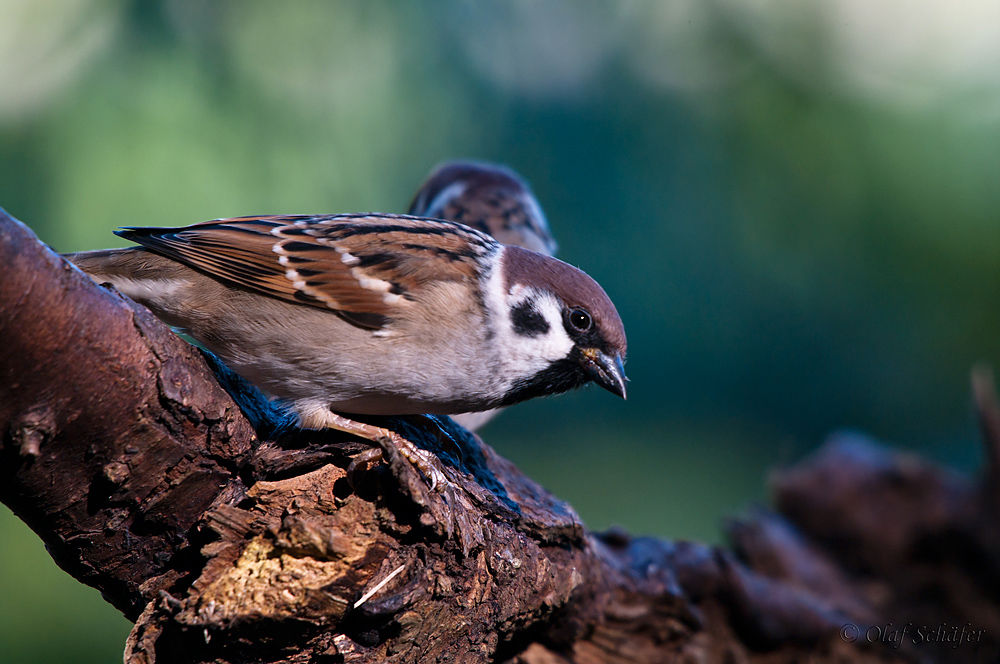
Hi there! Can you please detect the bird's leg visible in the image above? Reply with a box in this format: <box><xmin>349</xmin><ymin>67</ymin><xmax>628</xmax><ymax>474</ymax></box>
<box><xmin>297</xmin><ymin>406</ymin><xmax>446</xmax><ymax>492</ymax></box>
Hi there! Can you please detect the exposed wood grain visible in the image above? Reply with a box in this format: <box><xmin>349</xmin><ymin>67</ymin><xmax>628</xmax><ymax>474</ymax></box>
<box><xmin>3</xmin><ymin>208</ymin><xmax>997</xmax><ymax>663</ymax></box>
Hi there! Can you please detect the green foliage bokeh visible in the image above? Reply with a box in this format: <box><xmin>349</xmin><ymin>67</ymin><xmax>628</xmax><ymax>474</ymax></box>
<box><xmin>1</xmin><ymin>1</ymin><xmax>997</xmax><ymax>660</ymax></box>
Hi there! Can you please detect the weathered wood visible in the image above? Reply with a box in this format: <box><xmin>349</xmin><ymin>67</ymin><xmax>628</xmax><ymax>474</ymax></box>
<box><xmin>0</xmin><ymin>209</ymin><xmax>257</xmax><ymax>619</ymax></box>
<box><xmin>2</xmin><ymin>208</ymin><xmax>997</xmax><ymax>663</ymax></box>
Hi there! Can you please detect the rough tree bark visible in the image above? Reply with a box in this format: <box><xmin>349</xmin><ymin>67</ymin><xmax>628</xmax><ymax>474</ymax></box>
<box><xmin>1</xmin><ymin>208</ymin><xmax>998</xmax><ymax>663</ymax></box>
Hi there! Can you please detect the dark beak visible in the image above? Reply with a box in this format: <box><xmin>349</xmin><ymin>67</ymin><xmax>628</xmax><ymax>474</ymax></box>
<box><xmin>580</xmin><ymin>348</ymin><xmax>627</xmax><ymax>399</ymax></box>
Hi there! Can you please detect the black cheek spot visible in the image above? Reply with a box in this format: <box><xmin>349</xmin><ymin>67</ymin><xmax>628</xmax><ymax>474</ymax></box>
<box><xmin>511</xmin><ymin>300</ymin><xmax>549</xmax><ymax>337</ymax></box>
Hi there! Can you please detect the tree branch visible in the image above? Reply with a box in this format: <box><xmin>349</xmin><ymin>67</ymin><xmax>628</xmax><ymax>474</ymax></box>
<box><xmin>2</xmin><ymin>208</ymin><xmax>997</xmax><ymax>663</ymax></box>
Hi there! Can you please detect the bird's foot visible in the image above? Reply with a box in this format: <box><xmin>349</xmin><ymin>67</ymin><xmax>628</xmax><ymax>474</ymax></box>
<box><xmin>297</xmin><ymin>406</ymin><xmax>491</xmax><ymax>555</ymax></box>
<box><xmin>299</xmin><ymin>407</ymin><xmax>447</xmax><ymax>492</ymax></box>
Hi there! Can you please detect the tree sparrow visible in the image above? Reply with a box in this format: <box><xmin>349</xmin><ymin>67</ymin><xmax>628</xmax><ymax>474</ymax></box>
<box><xmin>67</xmin><ymin>214</ymin><xmax>627</xmax><ymax>485</ymax></box>
<box><xmin>408</xmin><ymin>160</ymin><xmax>560</xmax><ymax>431</ymax></box>
<box><xmin>408</xmin><ymin>160</ymin><xmax>557</xmax><ymax>256</ymax></box>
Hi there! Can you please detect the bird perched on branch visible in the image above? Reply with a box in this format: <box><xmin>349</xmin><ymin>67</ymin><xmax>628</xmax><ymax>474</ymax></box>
<box><xmin>66</xmin><ymin>204</ymin><xmax>626</xmax><ymax>487</ymax></box>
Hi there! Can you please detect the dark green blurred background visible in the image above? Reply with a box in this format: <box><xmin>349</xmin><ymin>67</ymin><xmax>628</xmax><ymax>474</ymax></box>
<box><xmin>2</xmin><ymin>1</ymin><xmax>998</xmax><ymax>661</ymax></box>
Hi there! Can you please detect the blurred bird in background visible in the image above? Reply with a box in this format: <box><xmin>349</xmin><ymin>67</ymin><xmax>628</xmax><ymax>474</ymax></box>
<box><xmin>408</xmin><ymin>160</ymin><xmax>560</xmax><ymax>431</ymax></box>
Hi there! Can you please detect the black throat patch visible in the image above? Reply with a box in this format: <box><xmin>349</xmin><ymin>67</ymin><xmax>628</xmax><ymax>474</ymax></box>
<box><xmin>499</xmin><ymin>353</ymin><xmax>589</xmax><ymax>407</ymax></box>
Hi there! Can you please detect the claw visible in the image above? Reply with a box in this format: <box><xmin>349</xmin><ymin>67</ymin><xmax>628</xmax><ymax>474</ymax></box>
<box><xmin>302</xmin><ymin>407</ymin><xmax>446</xmax><ymax>493</ymax></box>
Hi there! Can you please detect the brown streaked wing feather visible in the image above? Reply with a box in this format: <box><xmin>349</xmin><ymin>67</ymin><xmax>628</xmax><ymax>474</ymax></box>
<box><xmin>288</xmin><ymin>217</ymin><xmax>491</xmax><ymax>294</ymax></box>
<box><xmin>117</xmin><ymin>218</ymin><xmax>330</xmax><ymax>308</ymax></box>
<box><xmin>117</xmin><ymin>214</ymin><xmax>498</xmax><ymax>330</ymax></box>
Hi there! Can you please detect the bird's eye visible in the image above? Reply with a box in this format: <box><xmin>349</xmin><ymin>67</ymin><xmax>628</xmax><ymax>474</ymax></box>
<box><xmin>569</xmin><ymin>309</ymin><xmax>592</xmax><ymax>331</ymax></box>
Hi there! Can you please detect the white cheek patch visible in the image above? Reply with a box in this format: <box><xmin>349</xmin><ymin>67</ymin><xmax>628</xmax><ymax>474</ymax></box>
<box><xmin>517</xmin><ymin>295</ymin><xmax>573</xmax><ymax>363</ymax></box>
<box><xmin>483</xmin><ymin>250</ymin><xmax>575</xmax><ymax>385</ymax></box>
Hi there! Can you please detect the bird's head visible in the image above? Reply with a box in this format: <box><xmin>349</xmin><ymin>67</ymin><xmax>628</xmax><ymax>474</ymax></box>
<box><xmin>491</xmin><ymin>244</ymin><xmax>627</xmax><ymax>405</ymax></box>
